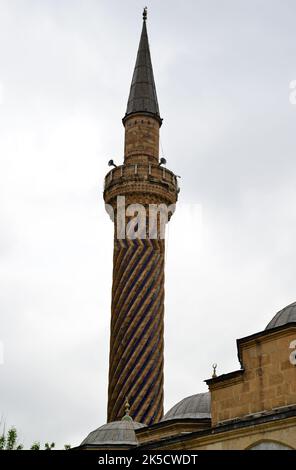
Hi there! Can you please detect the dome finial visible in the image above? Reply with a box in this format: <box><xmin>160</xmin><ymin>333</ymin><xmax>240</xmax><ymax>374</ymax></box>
<box><xmin>143</xmin><ymin>7</ymin><xmax>147</xmax><ymax>21</ymax></box>
<box><xmin>212</xmin><ymin>363</ymin><xmax>217</xmax><ymax>378</ymax></box>
<box><xmin>122</xmin><ymin>396</ymin><xmax>133</xmax><ymax>421</ymax></box>
<box><xmin>124</xmin><ymin>396</ymin><xmax>130</xmax><ymax>415</ymax></box>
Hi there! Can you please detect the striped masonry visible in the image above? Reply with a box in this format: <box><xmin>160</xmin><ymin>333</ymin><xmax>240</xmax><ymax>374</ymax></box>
<box><xmin>107</xmin><ymin>237</ymin><xmax>165</xmax><ymax>425</ymax></box>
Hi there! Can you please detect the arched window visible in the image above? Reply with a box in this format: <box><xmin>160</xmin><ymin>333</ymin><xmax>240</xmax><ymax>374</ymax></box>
<box><xmin>248</xmin><ymin>441</ymin><xmax>292</xmax><ymax>450</ymax></box>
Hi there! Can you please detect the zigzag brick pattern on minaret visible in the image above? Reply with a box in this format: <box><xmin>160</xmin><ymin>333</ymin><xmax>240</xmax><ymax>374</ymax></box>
<box><xmin>107</xmin><ymin>238</ymin><xmax>165</xmax><ymax>424</ymax></box>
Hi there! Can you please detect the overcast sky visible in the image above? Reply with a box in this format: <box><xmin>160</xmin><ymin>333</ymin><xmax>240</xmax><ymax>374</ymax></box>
<box><xmin>1</xmin><ymin>0</ymin><xmax>296</xmax><ymax>449</ymax></box>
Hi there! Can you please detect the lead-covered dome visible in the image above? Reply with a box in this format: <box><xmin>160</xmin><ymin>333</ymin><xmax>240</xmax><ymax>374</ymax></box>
<box><xmin>162</xmin><ymin>392</ymin><xmax>211</xmax><ymax>421</ymax></box>
<box><xmin>266</xmin><ymin>301</ymin><xmax>296</xmax><ymax>330</ymax></box>
<box><xmin>80</xmin><ymin>420</ymin><xmax>146</xmax><ymax>447</ymax></box>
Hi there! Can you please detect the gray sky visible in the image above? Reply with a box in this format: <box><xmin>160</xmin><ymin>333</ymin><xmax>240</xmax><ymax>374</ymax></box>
<box><xmin>1</xmin><ymin>0</ymin><xmax>296</xmax><ymax>448</ymax></box>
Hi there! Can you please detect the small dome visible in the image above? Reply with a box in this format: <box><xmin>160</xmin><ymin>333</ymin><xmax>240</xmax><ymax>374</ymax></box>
<box><xmin>80</xmin><ymin>420</ymin><xmax>146</xmax><ymax>447</ymax></box>
<box><xmin>162</xmin><ymin>392</ymin><xmax>211</xmax><ymax>421</ymax></box>
<box><xmin>266</xmin><ymin>301</ymin><xmax>296</xmax><ymax>330</ymax></box>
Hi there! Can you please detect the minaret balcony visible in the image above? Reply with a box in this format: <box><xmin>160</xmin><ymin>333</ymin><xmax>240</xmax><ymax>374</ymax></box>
<box><xmin>103</xmin><ymin>163</ymin><xmax>179</xmax><ymax>207</ymax></box>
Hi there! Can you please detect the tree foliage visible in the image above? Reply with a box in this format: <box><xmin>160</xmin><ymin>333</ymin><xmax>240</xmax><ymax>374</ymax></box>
<box><xmin>0</xmin><ymin>425</ymin><xmax>71</xmax><ymax>450</ymax></box>
<box><xmin>0</xmin><ymin>427</ymin><xmax>23</xmax><ymax>450</ymax></box>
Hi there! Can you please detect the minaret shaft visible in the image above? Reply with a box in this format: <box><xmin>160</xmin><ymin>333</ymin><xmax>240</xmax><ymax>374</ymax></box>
<box><xmin>124</xmin><ymin>114</ymin><xmax>160</xmax><ymax>164</ymax></box>
<box><xmin>107</xmin><ymin>236</ymin><xmax>165</xmax><ymax>423</ymax></box>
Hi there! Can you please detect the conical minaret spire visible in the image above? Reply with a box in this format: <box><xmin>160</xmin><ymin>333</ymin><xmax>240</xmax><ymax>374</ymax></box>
<box><xmin>124</xmin><ymin>8</ymin><xmax>161</xmax><ymax>125</ymax></box>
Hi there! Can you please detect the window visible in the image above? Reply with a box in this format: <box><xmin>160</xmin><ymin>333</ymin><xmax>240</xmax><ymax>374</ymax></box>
<box><xmin>248</xmin><ymin>441</ymin><xmax>292</xmax><ymax>450</ymax></box>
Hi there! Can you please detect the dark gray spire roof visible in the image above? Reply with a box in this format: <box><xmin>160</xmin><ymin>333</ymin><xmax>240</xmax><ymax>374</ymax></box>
<box><xmin>123</xmin><ymin>12</ymin><xmax>161</xmax><ymax>124</ymax></box>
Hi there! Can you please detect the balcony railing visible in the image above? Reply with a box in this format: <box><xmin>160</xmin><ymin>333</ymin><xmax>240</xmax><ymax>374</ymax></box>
<box><xmin>104</xmin><ymin>164</ymin><xmax>179</xmax><ymax>191</ymax></box>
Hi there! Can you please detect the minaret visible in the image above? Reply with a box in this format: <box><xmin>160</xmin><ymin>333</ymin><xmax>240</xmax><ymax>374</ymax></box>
<box><xmin>103</xmin><ymin>9</ymin><xmax>179</xmax><ymax>425</ymax></box>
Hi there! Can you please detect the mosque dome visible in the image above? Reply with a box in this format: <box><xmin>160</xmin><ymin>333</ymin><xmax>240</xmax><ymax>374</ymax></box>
<box><xmin>265</xmin><ymin>301</ymin><xmax>296</xmax><ymax>330</ymax></box>
<box><xmin>162</xmin><ymin>392</ymin><xmax>211</xmax><ymax>421</ymax></box>
<box><xmin>80</xmin><ymin>419</ymin><xmax>146</xmax><ymax>447</ymax></box>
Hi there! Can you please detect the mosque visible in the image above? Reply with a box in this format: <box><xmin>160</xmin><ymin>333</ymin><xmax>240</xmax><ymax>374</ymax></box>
<box><xmin>76</xmin><ymin>10</ymin><xmax>296</xmax><ymax>450</ymax></box>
